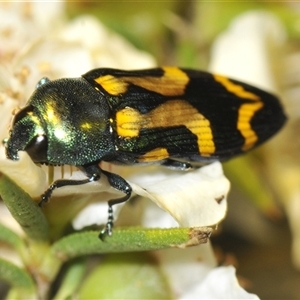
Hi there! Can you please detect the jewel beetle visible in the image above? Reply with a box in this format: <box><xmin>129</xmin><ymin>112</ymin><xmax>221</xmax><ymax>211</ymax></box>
<box><xmin>5</xmin><ymin>67</ymin><xmax>286</xmax><ymax>239</ymax></box>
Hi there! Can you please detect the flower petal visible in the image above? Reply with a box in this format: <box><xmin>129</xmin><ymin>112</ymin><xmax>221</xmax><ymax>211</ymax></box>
<box><xmin>0</xmin><ymin>95</ymin><xmax>18</xmax><ymax>142</ymax></box>
<box><xmin>181</xmin><ymin>265</ymin><xmax>259</xmax><ymax>299</ymax></box>
<box><xmin>58</xmin><ymin>16</ymin><xmax>156</xmax><ymax>69</ymax></box>
<box><xmin>0</xmin><ymin>150</ymin><xmax>46</xmax><ymax>198</ymax></box>
<box><xmin>208</xmin><ymin>11</ymin><xmax>286</xmax><ymax>92</ymax></box>
<box><xmin>155</xmin><ymin>242</ymin><xmax>217</xmax><ymax>298</ymax></box>
<box><xmin>129</xmin><ymin>162</ymin><xmax>229</xmax><ymax>227</ymax></box>
<box><xmin>72</xmin><ymin>202</ymin><xmax>121</xmax><ymax>230</ymax></box>
<box><xmin>0</xmin><ymin>2</ymin><xmax>64</xmax><ymax>61</ymax></box>
<box><xmin>72</xmin><ymin>162</ymin><xmax>229</xmax><ymax>230</ymax></box>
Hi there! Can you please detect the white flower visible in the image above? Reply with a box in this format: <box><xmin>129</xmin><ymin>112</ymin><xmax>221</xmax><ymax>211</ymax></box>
<box><xmin>181</xmin><ymin>265</ymin><xmax>259</xmax><ymax>299</ymax></box>
<box><xmin>208</xmin><ymin>11</ymin><xmax>286</xmax><ymax>92</ymax></box>
<box><xmin>155</xmin><ymin>243</ymin><xmax>259</xmax><ymax>299</ymax></box>
<box><xmin>73</xmin><ymin>162</ymin><xmax>229</xmax><ymax>230</ymax></box>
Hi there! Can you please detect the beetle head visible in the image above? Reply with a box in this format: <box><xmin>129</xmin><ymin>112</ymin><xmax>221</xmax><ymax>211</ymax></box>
<box><xmin>6</xmin><ymin>104</ymin><xmax>47</xmax><ymax>162</ymax></box>
<box><xmin>6</xmin><ymin>76</ymin><xmax>112</xmax><ymax>166</ymax></box>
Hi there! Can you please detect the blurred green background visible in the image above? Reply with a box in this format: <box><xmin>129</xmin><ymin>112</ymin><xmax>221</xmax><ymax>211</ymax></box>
<box><xmin>66</xmin><ymin>1</ymin><xmax>300</xmax><ymax>66</ymax></box>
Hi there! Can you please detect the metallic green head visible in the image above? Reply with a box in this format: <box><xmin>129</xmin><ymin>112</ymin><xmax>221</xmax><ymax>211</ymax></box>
<box><xmin>6</xmin><ymin>77</ymin><xmax>114</xmax><ymax>166</ymax></box>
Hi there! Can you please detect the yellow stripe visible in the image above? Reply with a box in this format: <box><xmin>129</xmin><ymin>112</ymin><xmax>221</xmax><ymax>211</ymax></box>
<box><xmin>116</xmin><ymin>99</ymin><xmax>215</xmax><ymax>157</ymax></box>
<box><xmin>115</xmin><ymin>107</ymin><xmax>141</xmax><ymax>137</ymax></box>
<box><xmin>214</xmin><ymin>74</ymin><xmax>264</xmax><ymax>150</ymax></box>
<box><xmin>95</xmin><ymin>75</ymin><xmax>128</xmax><ymax>95</ymax></box>
<box><xmin>214</xmin><ymin>75</ymin><xmax>260</xmax><ymax>100</ymax></box>
<box><xmin>94</xmin><ymin>67</ymin><xmax>189</xmax><ymax>96</ymax></box>
<box><xmin>138</xmin><ymin>148</ymin><xmax>169</xmax><ymax>162</ymax></box>
<box><xmin>238</xmin><ymin>102</ymin><xmax>264</xmax><ymax>150</ymax></box>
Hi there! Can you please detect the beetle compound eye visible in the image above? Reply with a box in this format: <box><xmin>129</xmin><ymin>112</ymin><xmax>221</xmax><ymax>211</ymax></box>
<box><xmin>25</xmin><ymin>135</ymin><xmax>48</xmax><ymax>163</ymax></box>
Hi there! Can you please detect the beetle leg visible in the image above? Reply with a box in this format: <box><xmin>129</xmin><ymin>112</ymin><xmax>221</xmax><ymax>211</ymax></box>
<box><xmin>99</xmin><ymin>170</ymin><xmax>132</xmax><ymax>240</ymax></box>
<box><xmin>40</xmin><ymin>163</ymin><xmax>132</xmax><ymax>240</ymax></box>
<box><xmin>161</xmin><ymin>159</ymin><xmax>193</xmax><ymax>171</ymax></box>
<box><xmin>40</xmin><ymin>164</ymin><xmax>100</xmax><ymax>206</ymax></box>
<box><xmin>81</xmin><ymin>165</ymin><xmax>132</xmax><ymax>239</ymax></box>
<box><xmin>39</xmin><ymin>177</ymin><xmax>93</xmax><ymax>207</ymax></box>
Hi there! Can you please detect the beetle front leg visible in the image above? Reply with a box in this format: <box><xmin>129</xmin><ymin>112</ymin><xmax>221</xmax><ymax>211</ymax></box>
<box><xmin>40</xmin><ymin>163</ymin><xmax>132</xmax><ymax>240</ymax></box>
<box><xmin>39</xmin><ymin>175</ymin><xmax>98</xmax><ymax>207</ymax></box>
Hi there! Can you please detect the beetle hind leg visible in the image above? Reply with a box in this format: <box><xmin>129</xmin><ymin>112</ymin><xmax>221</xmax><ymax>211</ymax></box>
<box><xmin>161</xmin><ymin>158</ymin><xmax>193</xmax><ymax>171</ymax></box>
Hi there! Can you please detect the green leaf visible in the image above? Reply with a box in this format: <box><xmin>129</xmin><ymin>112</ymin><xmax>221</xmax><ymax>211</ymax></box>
<box><xmin>0</xmin><ymin>224</ymin><xmax>24</xmax><ymax>250</ymax></box>
<box><xmin>78</xmin><ymin>252</ymin><xmax>173</xmax><ymax>299</ymax></box>
<box><xmin>0</xmin><ymin>257</ymin><xmax>36</xmax><ymax>299</ymax></box>
<box><xmin>0</xmin><ymin>175</ymin><xmax>49</xmax><ymax>241</ymax></box>
<box><xmin>40</xmin><ymin>227</ymin><xmax>211</xmax><ymax>281</ymax></box>
<box><xmin>0</xmin><ymin>223</ymin><xmax>27</xmax><ymax>260</ymax></box>
<box><xmin>53</xmin><ymin>258</ymin><xmax>87</xmax><ymax>300</ymax></box>
<box><xmin>51</xmin><ymin>226</ymin><xmax>211</xmax><ymax>259</ymax></box>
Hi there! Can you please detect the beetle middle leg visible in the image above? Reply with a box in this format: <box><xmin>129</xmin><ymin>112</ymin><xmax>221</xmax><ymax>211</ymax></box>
<box><xmin>99</xmin><ymin>170</ymin><xmax>132</xmax><ymax>240</ymax></box>
<box><xmin>81</xmin><ymin>165</ymin><xmax>132</xmax><ymax>239</ymax></box>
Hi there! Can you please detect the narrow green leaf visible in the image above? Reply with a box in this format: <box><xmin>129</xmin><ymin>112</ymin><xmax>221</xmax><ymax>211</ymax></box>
<box><xmin>0</xmin><ymin>257</ymin><xmax>36</xmax><ymax>298</ymax></box>
<box><xmin>0</xmin><ymin>223</ymin><xmax>24</xmax><ymax>249</ymax></box>
<box><xmin>53</xmin><ymin>258</ymin><xmax>87</xmax><ymax>300</ymax></box>
<box><xmin>0</xmin><ymin>175</ymin><xmax>49</xmax><ymax>241</ymax></box>
<box><xmin>78</xmin><ymin>252</ymin><xmax>173</xmax><ymax>299</ymax></box>
<box><xmin>40</xmin><ymin>227</ymin><xmax>211</xmax><ymax>281</ymax></box>
<box><xmin>0</xmin><ymin>223</ymin><xmax>28</xmax><ymax>260</ymax></box>
<box><xmin>51</xmin><ymin>227</ymin><xmax>212</xmax><ymax>260</ymax></box>
<box><xmin>6</xmin><ymin>289</ymin><xmax>36</xmax><ymax>300</ymax></box>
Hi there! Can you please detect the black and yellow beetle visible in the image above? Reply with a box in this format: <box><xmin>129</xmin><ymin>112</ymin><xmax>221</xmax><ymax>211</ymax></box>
<box><xmin>5</xmin><ymin>67</ymin><xmax>286</xmax><ymax>239</ymax></box>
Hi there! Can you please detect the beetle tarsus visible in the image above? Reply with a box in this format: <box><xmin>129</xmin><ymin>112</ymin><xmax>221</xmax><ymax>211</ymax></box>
<box><xmin>99</xmin><ymin>205</ymin><xmax>114</xmax><ymax>241</ymax></box>
<box><xmin>39</xmin><ymin>183</ymin><xmax>56</xmax><ymax>207</ymax></box>
<box><xmin>97</xmin><ymin>171</ymin><xmax>132</xmax><ymax>240</ymax></box>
